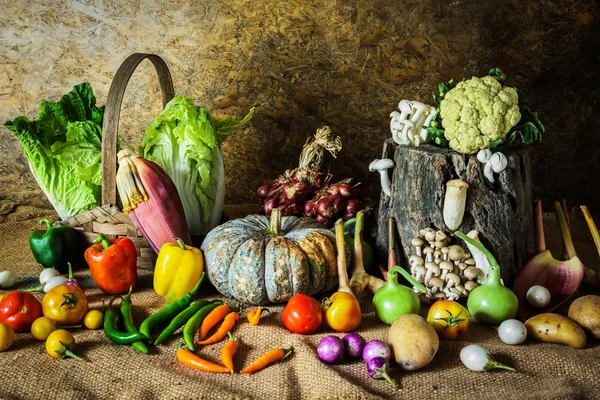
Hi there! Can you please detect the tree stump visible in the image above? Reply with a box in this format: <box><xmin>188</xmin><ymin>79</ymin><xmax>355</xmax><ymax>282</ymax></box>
<box><xmin>375</xmin><ymin>139</ymin><xmax>533</xmax><ymax>285</ymax></box>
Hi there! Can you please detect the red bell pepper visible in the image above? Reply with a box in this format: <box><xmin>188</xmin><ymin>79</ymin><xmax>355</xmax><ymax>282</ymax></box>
<box><xmin>84</xmin><ymin>233</ymin><xmax>137</xmax><ymax>295</ymax></box>
<box><xmin>0</xmin><ymin>291</ymin><xmax>43</xmax><ymax>332</ymax></box>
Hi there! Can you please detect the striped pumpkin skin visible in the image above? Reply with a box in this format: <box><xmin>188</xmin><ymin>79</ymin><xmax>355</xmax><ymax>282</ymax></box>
<box><xmin>201</xmin><ymin>213</ymin><xmax>349</xmax><ymax>305</ymax></box>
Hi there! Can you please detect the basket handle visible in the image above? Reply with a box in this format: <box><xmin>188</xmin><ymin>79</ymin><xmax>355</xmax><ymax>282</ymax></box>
<box><xmin>101</xmin><ymin>53</ymin><xmax>175</xmax><ymax>206</ymax></box>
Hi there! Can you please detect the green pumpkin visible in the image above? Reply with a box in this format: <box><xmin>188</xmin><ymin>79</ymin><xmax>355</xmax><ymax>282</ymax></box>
<box><xmin>201</xmin><ymin>209</ymin><xmax>350</xmax><ymax>305</ymax></box>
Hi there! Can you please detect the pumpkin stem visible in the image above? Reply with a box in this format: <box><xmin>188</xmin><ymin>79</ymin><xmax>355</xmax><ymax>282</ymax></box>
<box><xmin>266</xmin><ymin>208</ymin><xmax>283</xmax><ymax>236</ymax></box>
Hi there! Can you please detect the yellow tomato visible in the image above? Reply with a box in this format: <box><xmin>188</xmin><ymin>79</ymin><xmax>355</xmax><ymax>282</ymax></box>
<box><xmin>45</xmin><ymin>329</ymin><xmax>82</xmax><ymax>360</ymax></box>
<box><xmin>322</xmin><ymin>291</ymin><xmax>362</xmax><ymax>332</ymax></box>
<box><xmin>31</xmin><ymin>317</ymin><xmax>59</xmax><ymax>341</ymax></box>
<box><xmin>0</xmin><ymin>323</ymin><xmax>14</xmax><ymax>351</ymax></box>
<box><xmin>83</xmin><ymin>310</ymin><xmax>104</xmax><ymax>330</ymax></box>
<box><xmin>427</xmin><ymin>300</ymin><xmax>470</xmax><ymax>340</ymax></box>
<box><xmin>42</xmin><ymin>284</ymin><xmax>88</xmax><ymax>325</ymax></box>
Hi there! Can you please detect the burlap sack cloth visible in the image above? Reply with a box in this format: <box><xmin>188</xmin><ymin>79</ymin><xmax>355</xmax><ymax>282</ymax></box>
<box><xmin>1</xmin><ymin>203</ymin><xmax>599</xmax><ymax>400</ymax></box>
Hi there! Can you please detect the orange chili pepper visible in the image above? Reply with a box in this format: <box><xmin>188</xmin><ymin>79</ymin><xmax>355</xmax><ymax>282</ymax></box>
<box><xmin>221</xmin><ymin>332</ymin><xmax>238</xmax><ymax>373</ymax></box>
<box><xmin>198</xmin><ymin>304</ymin><xmax>230</xmax><ymax>341</ymax></box>
<box><xmin>247</xmin><ymin>306</ymin><xmax>270</xmax><ymax>326</ymax></box>
<box><xmin>239</xmin><ymin>346</ymin><xmax>294</xmax><ymax>374</ymax></box>
<box><xmin>176</xmin><ymin>344</ymin><xmax>229</xmax><ymax>373</ymax></box>
<box><xmin>197</xmin><ymin>311</ymin><xmax>239</xmax><ymax>345</ymax></box>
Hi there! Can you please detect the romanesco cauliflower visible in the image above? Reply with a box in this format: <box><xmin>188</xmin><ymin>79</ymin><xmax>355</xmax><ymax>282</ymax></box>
<box><xmin>439</xmin><ymin>75</ymin><xmax>521</xmax><ymax>154</ymax></box>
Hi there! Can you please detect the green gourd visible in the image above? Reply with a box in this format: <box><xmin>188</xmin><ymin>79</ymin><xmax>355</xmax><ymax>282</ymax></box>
<box><xmin>455</xmin><ymin>231</ymin><xmax>518</xmax><ymax>325</ymax></box>
<box><xmin>373</xmin><ymin>266</ymin><xmax>427</xmax><ymax>325</ymax></box>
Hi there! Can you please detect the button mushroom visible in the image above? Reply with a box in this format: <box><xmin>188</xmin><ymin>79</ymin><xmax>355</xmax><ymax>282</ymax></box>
<box><xmin>439</xmin><ymin>260</ymin><xmax>453</xmax><ymax>281</ymax></box>
<box><xmin>448</xmin><ymin>245</ymin><xmax>466</xmax><ymax>265</ymax></box>
<box><xmin>424</xmin><ymin>262</ymin><xmax>440</xmax><ymax>286</ymax></box>
<box><xmin>432</xmin><ymin>292</ymin><xmax>447</xmax><ymax>301</ymax></box>
<box><xmin>433</xmin><ymin>249</ymin><xmax>443</xmax><ymax>262</ymax></box>
<box><xmin>409</xmin><ymin>255</ymin><xmax>424</xmax><ymax>275</ymax></box>
<box><xmin>457</xmin><ymin>262</ymin><xmax>468</xmax><ymax>277</ymax></box>
<box><xmin>423</xmin><ymin>247</ymin><xmax>434</xmax><ymax>263</ymax></box>
<box><xmin>429</xmin><ymin>277</ymin><xmax>444</xmax><ymax>295</ymax></box>
<box><xmin>435</xmin><ymin>231</ymin><xmax>447</xmax><ymax>243</ymax></box>
<box><xmin>441</xmin><ymin>246</ymin><xmax>449</xmax><ymax>261</ymax></box>
<box><xmin>445</xmin><ymin>272</ymin><xmax>461</xmax><ymax>290</ymax></box>
<box><xmin>411</xmin><ymin>237</ymin><xmax>424</xmax><ymax>257</ymax></box>
<box><xmin>464</xmin><ymin>266</ymin><xmax>484</xmax><ymax>283</ymax></box>
<box><xmin>369</xmin><ymin>159</ymin><xmax>395</xmax><ymax>197</ymax></box>
<box><xmin>413</xmin><ymin>264</ymin><xmax>426</xmax><ymax>283</ymax></box>
<box><xmin>423</xmin><ymin>230</ymin><xmax>436</xmax><ymax>247</ymax></box>
<box><xmin>464</xmin><ymin>280</ymin><xmax>479</xmax><ymax>292</ymax></box>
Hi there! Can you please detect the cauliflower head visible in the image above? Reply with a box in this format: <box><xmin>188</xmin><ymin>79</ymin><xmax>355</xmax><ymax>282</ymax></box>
<box><xmin>439</xmin><ymin>75</ymin><xmax>521</xmax><ymax>154</ymax></box>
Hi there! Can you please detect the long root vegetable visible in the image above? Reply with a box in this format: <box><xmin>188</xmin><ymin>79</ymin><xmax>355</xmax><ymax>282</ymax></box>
<box><xmin>348</xmin><ymin>211</ymin><xmax>385</xmax><ymax>298</ymax></box>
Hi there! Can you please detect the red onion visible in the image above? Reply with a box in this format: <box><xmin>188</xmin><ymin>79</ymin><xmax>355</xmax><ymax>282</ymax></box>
<box><xmin>257</xmin><ymin>185</ymin><xmax>271</xmax><ymax>199</ymax></box>
<box><xmin>263</xmin><ymin>197</ymin><xmax>277</xmax><ymax>215</ymax></box>
<box><xmin>331</xmin><ymin>195</ymin><xmax>344</xmax><ymax>214</ymax></box>
<box><xmin>304</xmin><ymin>200</ymin><xmax>316</xmax><ymax>216</ymax></box>
<box><xmin>280</xmin><ymin>202</ymin><xmax>299</xmax><ymax>216</ymax></box>
<box><xmin>327</xmin><ymin>185</ymin><xmax>340</xmax><ymax>196</ymax></box>
<box><xmin>337</xmin><ymin>182</ymin><xmax>353</xmax><ymax>198</ymax></box>
<box><xmin>315</xmin><ymin>214</ymin><xmax>332</xmax><ymax>227</ymax></box>
<box><xmin>345</xmin><ymin>199</ymin><xmax>361</xmax><ymax>215</ymax></box>
<box><xmin>282</xmin><ymin>181</ymin><xmax>310</xmax><ymax>201</ymax></box>
<box><xmin>317</xmin><ymin>197</ymin><xmax>334</xmax><ymax>218</ymax></box>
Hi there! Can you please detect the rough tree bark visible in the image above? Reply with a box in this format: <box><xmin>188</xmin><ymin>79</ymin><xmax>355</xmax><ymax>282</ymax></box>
<box><xmin>375</xmin><ymin>139</ymin><xmax>533</xmax><ymax>285</ymax></box>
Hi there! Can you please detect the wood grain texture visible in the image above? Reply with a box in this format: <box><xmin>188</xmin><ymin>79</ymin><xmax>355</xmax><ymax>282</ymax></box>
<box><xmin>0</xmin><ymin>0</ymin><xmax>598</xmax><ymax>212</ymax></box>
<box><xmin>375</xmin><ymin>140</ymin><xmax>533</xmax><ymax>285</ymax></box>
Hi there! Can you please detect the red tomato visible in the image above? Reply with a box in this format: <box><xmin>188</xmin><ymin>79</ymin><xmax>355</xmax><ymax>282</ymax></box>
<box><xmin>0</xmin><ymin>291</ymin><xmax>43</xmax><ymax>333</ymax></box>
<box><xmin>282</xmin><ymin>294</ymin><xmax>323</xmax><ymax>334</ymax></box>
<box><xmin>427</xmin><ymin>300</ymin><xmax>470</xmax><ymax>340</ymax></box>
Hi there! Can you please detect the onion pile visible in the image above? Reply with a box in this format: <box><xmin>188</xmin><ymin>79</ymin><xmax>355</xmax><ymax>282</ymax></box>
<box><xmin>257</xmin><ymin>127</ymin><xmax>363</xmax><ymax>226</ymax></box>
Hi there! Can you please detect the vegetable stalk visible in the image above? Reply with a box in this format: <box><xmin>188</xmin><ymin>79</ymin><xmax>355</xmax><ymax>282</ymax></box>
<box><xmin>348</xmin><ymin>211</ymin><xmax>386</xmax><ymax>298</ymax></box>
<box><xmin>579</xmin><ymin>206</ymin><xmax>600</xmax><ymax>287</ymax></box>
<box><xmin>334</xmin><ymin>219</ymin><xmax>353</xmax><ymax>295</ymax></box>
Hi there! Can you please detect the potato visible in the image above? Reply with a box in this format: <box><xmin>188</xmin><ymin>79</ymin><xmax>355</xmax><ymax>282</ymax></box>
<box><xmin>568</xmin><ymin>295</ymin><xmax>600</xmax><ymax>339</ymax></box>
<box><xmin>524</xmin><ymin>313</ymin><xmax>587</xmax><ymax>349</ymax></box>
<box><xmin>388</xmin><ymin>314</ymin><xmax>439</xmax><ymax>371</ymax></box>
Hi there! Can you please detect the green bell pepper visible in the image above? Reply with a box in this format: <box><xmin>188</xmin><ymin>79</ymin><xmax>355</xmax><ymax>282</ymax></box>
<box><xmin>29</xmin><ymin>219</ymin><xmax>78</xmax><ymax>273</ymax></box>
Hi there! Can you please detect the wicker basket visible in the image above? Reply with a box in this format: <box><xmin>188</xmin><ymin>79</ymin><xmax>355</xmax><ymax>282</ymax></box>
<box><xmin>54</xmin><ymin>53</ymin><xmax>175</xmax><ymax>270</ymax></box>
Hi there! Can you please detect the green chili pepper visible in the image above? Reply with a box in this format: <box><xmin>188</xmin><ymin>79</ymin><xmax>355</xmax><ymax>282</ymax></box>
<box><xmin>139</xmin><ymin>272</ymin><xmax>206</xmax><ymax>341</ymax></box>
<box><xmin>104</xmin><ymin>296</ymin><xmax>148</xmax><ymax>345</ymax></box>
<box><xmin>183</xmin><ymin>302</ymin><xmax>222</xmax><ymax>352</ymax></box>
<box><xmin>154</xmin><ymin>299</ymin><xmax>220</xmax><ymax>346</ymax></box>
<box><xmin>120</xmin><ymin>286</ymin><xmax>149</xmax><ymax>354</ymax></box>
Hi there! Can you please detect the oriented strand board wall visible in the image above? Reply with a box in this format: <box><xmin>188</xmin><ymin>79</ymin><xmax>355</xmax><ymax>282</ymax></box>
<box><xmin>1</xmin><ymin>0</ymin><xmax>599</xmax><ymax>212</ymax></box>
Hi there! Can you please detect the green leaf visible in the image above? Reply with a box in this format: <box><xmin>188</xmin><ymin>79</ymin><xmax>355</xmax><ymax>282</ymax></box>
<box><xmin>489</xmin><ymin>68</ymin><xmax>506</xmax><ymax>83</ymax></box>
<box><xmin>140</xmin><ymin>96</ymin><xmax>254</xmax><ymax>236</ymax></box>
<box><xmin>4</xmin><ymin>83</ymin><xmax>104</xmax><ymax>219</ymax></box>
<box><xmin>507</xmin><ymin>106</ymin><xmax>545</xmax><ymax>144</ymax></box>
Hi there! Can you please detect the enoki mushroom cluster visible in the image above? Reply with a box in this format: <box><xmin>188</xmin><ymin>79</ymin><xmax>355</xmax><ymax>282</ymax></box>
<box><xmin>409</xmin><ymin>228</ymin><xmax>487</xmax><ymax>302</ymax></box>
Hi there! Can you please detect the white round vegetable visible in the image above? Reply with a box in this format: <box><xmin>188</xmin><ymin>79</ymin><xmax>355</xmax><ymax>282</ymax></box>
<box><xmin>0</xmin><ymin>271</ymin><xmax>17</xmax><ymax>289</ymax></box>
<box><xmin>498</xmin><ymin>319</ymin><xmax>527</xmax><ymax>345</ymax></box>
<box><xmin>43</xmin><ymin>276</ymin><xmax>68</xmax><ymax>293</ymax></box>
<box><xmin>526</xmin><ymin>285</ymin><xmax>551</xmax><ymax>308</ymax></box>
<box><xmin>460</xmin><ymin>344</ymin><xmax>516</xmax><ymax>372</ymax></box>
<box><xmin>39</xmin><ymin>268</ymin><xmax>60</xmax><ymax>284</ymax></box>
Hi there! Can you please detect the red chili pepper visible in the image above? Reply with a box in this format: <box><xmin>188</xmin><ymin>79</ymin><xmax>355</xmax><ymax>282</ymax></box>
<box><xmin>84</xmin><ymin>233</ymin><xmax>137</xmax><ymax>295</ymax></box>
<box><xmin>0</xmin><ymin>291</ymin><xmax>43</xmax><ymax>332</ymax></box>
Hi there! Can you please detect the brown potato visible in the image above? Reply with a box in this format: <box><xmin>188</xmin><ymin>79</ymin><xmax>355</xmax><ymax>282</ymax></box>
<box><xmin>568</xmin><ymin>295</ymin><xmax>600</xmax><ymax>339</ymax></box>
<box><xmin>388</xmin><ymin>314</ymin><xmax>439</xmax><ymax>371</ymax></box>
<box><xmin>524</xmin><ymin>313</ymin><xmax>587</xmax><ymax>349</ymax></box>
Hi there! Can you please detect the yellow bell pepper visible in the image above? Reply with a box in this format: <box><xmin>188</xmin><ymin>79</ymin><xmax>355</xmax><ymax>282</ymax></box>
<box><xmin>154</xmin><ymin>238</ymin><xmax>204</xmax><ymax>303</ymax></box>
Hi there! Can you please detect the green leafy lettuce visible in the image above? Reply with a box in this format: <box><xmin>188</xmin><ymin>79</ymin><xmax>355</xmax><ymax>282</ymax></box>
<box><xmin>4</xmin><ymin>83</ymin><xmax>105</xmax><ymax>219</ymax></box>
<box><xmin>140</xmin><ymin>96</ymin><xmax>254</xmax><ymax>236</ymax></box>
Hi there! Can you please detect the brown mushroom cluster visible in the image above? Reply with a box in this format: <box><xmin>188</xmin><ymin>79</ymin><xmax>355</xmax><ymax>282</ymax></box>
<box><xmin>409</xmin><ymin>228</ymin><xmax>486</xmax><ymax>302</ymax></box>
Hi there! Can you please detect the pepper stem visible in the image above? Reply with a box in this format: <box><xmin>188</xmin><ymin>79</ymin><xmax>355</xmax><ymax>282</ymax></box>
<box><xmin>266</xmin><ymin>208</ymin><xmax>283</xmax><ymax>236</ymax></box>
<box><xmin>388</xmin><ymin>266</ymin><xmax>427</xmax><ymax>293</ymax></box>
<box><xmin>484</xmin><ymin>355</ymin><xmax>516</xmax><ymax>372</ymax></box>
<box><xmin>281</xmin><ymin>346</ymin><xmax>294</xmax><ymax>359</ymax></box>
<box><xmin>227</xmin><ymin>332</ymin><xmax>236</xmax><ymax>342</ymax></box>
<box><xmin>188</xmin><ymin>272</ymin><xmax>206</xmax><ymax>297</ymax></box>
<box><xmin>93</xmin><ymin>233</ymin><xmax>112</xmax><ymax>251</ymax></box>
<box><xmin>173</xmin><ymin>237</ymin><xmax>186</xmax><ymax>249</ymax></box>
<box><xmin>39</xmin><ymin>218</ymin><xmax>53</xmax><ymax>232</ymax></box>
<box><xmin>124</xmin><ymin>285</ymin><xmax>133</xmax><ymax>300</ymax></box>
<box><xmin>554</xmin><ymin>201</ymin><xmax>576</xmax><ymax>259</ymax></box>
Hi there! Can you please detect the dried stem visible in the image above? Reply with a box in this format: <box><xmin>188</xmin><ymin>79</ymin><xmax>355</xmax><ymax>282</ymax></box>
<box><xmin>533</xmin><ymin>200</ymin><xmax>546</xmax><ymax>253</ymax></box>
<box><xmin>334</xmin><ymin>218</ymin><xmax>353</xmax><ymax>295</ymax></box>
<box><xmin>387</xmin><ymin>218</ymin><xmax>397</xmax><ymax>272</ymax></box>
<box><xmin>554</xmin><ymin>201</ymin><xmax>576</xmax><ymax>259</ymax></box>
<box><xmin>580</xmin><ymin>206</ymin><xmax>600</xmax><ymax>288</ymax></box>
<box><xmin>298</xmin><ymin>126</ymin><xmax>342</xmax><ymax>171</ymax></box>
